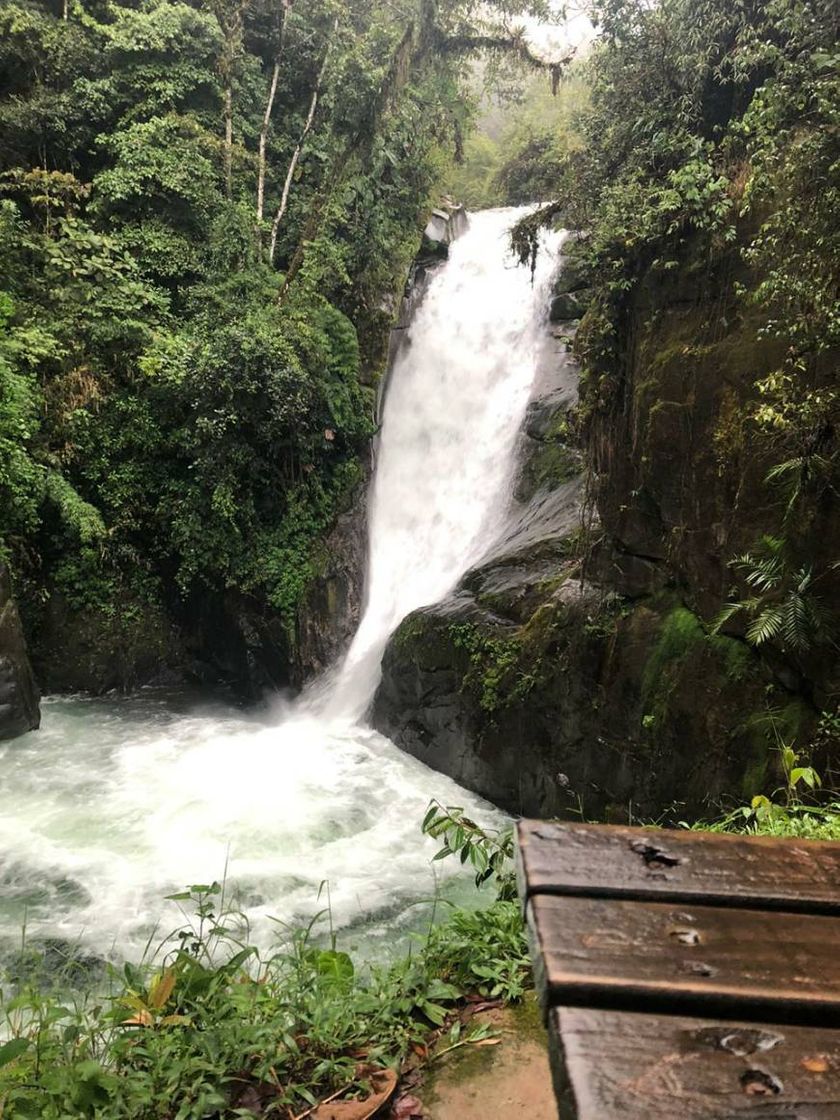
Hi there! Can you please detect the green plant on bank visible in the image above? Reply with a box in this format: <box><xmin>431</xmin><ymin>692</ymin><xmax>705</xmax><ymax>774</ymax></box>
<box><xmin>0</xmin><ymin>811</ymin><xmax>530</xmax><ymax>1119</ymax></box>
<box><xmin>448</xmin><ymin>623</ymin><xmax>537</xmax><ymax>715</ymax></box>
<box><xmin>695</xmin><ymin>744</ymin><xmax>840</xmax><ymax>842</ymax></box>
<box><xmin>713</xmin><ymin>536</ymin><xmax>834</xmax><ymax>653</ymax></box>
<box><xmin>422</xmin><ymin>800</ymin><xmax>517</xmax><ymax>901</ymax></box>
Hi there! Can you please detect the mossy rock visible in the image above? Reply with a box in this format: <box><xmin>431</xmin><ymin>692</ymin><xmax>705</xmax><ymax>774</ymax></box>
<box><xmin>549</xmin><ymin>291</ymin><xmax>588</xmax><ymax>322</ymax></box>
<box><xmin>516</xmin><ymin>442</ymin><xmax>582</xmax><ymax>503</ymax></box>
<box><xmin>553</xmin><ymin>257</ymin><xmax>589</xmax><ymax>295</ymax></box>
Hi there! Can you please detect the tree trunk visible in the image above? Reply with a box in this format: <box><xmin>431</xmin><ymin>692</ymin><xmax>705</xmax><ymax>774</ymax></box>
<box><xmin>224</xmin><ymin>84</ymin><xmax>233</xmax><ymax>197</ymax></box>
<box><xmin>269</xmin><ymin>16</ymin><xmax>337</xmax><ymax>266</ymax></box>
<box><xmin>278</xmin><ymin>20</ymin><xmax>415</xmax><ymax>297</ymax></box>
<box><xmin>256</xmin><ymin>0</ymin><xmax>292</xmax><ymax>245</ymax></box>
<box><xmin>216</xmin><ymin>0</ymin><xmax>245</xmax><ymax>200</ymax></box>
<box><xmin>268</xmin><ymin>86</ymin><xmax>318</xmax><ymax>265</ymax></box>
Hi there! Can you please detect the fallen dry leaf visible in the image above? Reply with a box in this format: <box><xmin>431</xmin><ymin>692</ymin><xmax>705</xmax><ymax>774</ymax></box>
<box><xmin>464</xmin><ymin>998</ymin><xmax>502</xmax><ymax>1012</ymax></box>
<box><xmin>312</xmin><ymin>1069</ymin><xmax>398</xmax><ymax>1120</ymax></box>
<box><xmin>390</xmin><ymin>1093</ymin><xmax>424</xmax><ymax>1119</ymax></box>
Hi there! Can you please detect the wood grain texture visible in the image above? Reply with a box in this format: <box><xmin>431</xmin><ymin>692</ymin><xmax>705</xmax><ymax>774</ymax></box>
<box><xmin>528</xmin><ymin>894</ymin><xmax>840</xmax><ymax>1027</ymax></box>
<box><xmin>549</xmin><ymin>1006</ymin><xmax>840</xmax><ymax>1119</ymax></box>
<box><xmin>516</xmin><ymin>821</ymin><xmax>840</xmax><ymax>915</ymax></box>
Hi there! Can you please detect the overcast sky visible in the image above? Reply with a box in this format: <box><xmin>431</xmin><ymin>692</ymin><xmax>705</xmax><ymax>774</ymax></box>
<box><xmin>522</xmin><ymin>5</ymin><xmax>596</xmax><ymax>60</ymax></box>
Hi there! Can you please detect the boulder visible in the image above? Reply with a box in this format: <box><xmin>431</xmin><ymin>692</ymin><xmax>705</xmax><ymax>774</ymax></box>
<box><xmin>423</xmin><ymin>201</ymin><xmax>468</xmax><ymax>247</ymax></box>
<box><xmin>553</xmin><ymin>256</ymin><xmax>589</xmax><ymax>295</ymax></box>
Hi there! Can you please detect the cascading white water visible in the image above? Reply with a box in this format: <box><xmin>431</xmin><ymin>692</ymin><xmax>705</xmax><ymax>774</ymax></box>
<box><xmin>323</xmin><ymin>208</ymin><xmax>563</xmax><ymax>719</ymax></box>
<box><xmin>0</xmin><ymin>208</ymin><xmax>560</xmax><ymax>963</ymax></box>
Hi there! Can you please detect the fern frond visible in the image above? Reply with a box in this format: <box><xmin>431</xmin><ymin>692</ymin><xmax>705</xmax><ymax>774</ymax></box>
<box><xmin>793</xmin><ymin>566</ymin><xmax>813</xmax><ymax>595</ymax></box>
<box><xmin>747</xmin><ymin>607</ymin><xmax>785</xmax><ymax>646</ymax></box>
<box><xmin>744</xmin><ymin>555</ymin><xmax>784</xmax><ymax>591</ymax></box>
<box><xmin>782</xmin><ymin>594</ymin><xmax>810</xmax><ymax>651</ymax></box>
<box><xmin>765</xmin><ymin>457</ymin><xmax>806</xmax><ymax>483</ymax></box>
<box><xmin>762</xmin><ymin>535</ymin><xmax>785</xmax><ymax>553</ymax></box>
<box><xmin>710</xmin><ymin>602</ymin><xmax>743</xmax><ymax>634</ymax></box>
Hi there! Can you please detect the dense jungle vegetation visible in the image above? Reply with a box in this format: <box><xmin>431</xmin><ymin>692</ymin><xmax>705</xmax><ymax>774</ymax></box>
<box><xmin>0</xmin><ymin>0</ymin><xmax>559</xmax><ymax>687</ymax></box>
<box><xmin>503</xmin><ymin>0</ymin><xmax>840</xmax><ymax>765</ymax></box>
<box><xmin>515</xmin><ymin>0</ymin><xmax>840</xmax><ymax>654</ymax></box>
<box><xmin>1</xmin><ymin>0</ymin><xmax>840</xmax><ymax>1115</ymax></box>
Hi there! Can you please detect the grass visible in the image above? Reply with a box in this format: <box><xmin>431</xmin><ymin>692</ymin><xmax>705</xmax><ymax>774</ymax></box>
<box><xmin>697</xmin><ymin>800</ymin><xmax>840</xmax><ymax>841</ymax></box>
<box><xmin>691</xmin><ymin>742</ymin><xmax>840</xmax><ymax>842</ymax></box>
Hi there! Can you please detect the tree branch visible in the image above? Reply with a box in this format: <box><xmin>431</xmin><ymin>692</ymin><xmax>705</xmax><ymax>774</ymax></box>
<box><xmin>439</xmin><ymin>32</ymin><xmax>575</xmax><ymax>91</ymax></box>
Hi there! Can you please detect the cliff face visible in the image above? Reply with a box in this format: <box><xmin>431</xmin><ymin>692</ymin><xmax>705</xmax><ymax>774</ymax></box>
<box><xmin>371</xmin><ymin>238</ymin><xmax>840</xmax><ymax>821</ymax></box>
<box><xmin>0</xmin><ymin>565</ymin><xmax>40</xmax><ymax>739</ymax></box>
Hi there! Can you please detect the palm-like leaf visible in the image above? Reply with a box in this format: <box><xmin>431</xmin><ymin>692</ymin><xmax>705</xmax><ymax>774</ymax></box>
<box><xmin>746</xmin><ymin>607</ymin><xmax>785</xmax><ymax>646</ymax></box>
<box><xmin>710</xmin><ymin>601</ymin><xmax>743</xmax><ymax>634</ymax></box>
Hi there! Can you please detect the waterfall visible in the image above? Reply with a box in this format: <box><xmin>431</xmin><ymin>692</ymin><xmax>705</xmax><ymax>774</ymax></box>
<box><xmin>319</xmin><ymin>207</ymin><xmax>562</xmax><ymax>722</ymax></box>
<box><xmin>0</xmin><ymin>208</ymin><xmax>560</xmax><ymax>962</ymax></box>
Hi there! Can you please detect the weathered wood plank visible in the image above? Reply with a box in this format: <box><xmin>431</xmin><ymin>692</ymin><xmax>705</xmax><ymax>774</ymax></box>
<box><xmin>517</xmin><ymin>820</ymin><xmax>840</xmax><ymax>915</ymax></box>
<box><xmin>549</xmin><ymin>1006</ymin><xmax>840</xmax><ymax>1119</ymax></box>
<box><xmin>528</xmin><ymin>894</ymin><xmax>840</xmax><ymax>1027</ymax></box>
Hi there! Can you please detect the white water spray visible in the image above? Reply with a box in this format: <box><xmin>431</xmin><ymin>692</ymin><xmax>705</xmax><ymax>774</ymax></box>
<box><xmin>0</xmin><ymin>209</ymin><xmax>560</xmax><ymax>961</ymax></box>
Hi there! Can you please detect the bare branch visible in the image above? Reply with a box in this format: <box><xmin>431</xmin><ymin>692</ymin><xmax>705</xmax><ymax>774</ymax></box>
<box><xmin>269</xmin><ymin>85</ymin><xmax>319</xmax><ymax>264</ymax></box>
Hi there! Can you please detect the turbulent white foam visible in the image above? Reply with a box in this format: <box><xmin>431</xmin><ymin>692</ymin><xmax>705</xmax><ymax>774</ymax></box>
<box><xmin>0</xmin><ymin>208</ymin><xmax>560</xmax><ymax>962</ymax></box>
<box><xmin>0</xmin><ymin>695</ymin><xmax>500</xmax><ymax>960</ymax></box>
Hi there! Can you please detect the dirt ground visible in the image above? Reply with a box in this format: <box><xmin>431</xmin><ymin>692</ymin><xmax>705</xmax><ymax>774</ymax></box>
<box><xmin>417</xmin><ymin>996</ymin><xmax>556</xmax><ymax>1120</ymax></box>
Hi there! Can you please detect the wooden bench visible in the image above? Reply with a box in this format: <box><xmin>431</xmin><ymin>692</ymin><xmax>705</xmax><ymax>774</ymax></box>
<box><xmin>516</xmin><ymin>820</ymin><xmax>840</xmax><ymax>1118</ymax></box>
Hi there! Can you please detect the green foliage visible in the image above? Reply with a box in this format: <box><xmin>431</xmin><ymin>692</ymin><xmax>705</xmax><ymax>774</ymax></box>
<box><xmin>422</xmin><ymin>800</ymin><xmax>517</xmax><ymax>900</ymax></box>
<box><xmin>0</xmin><ymin>295</ymin><xmax>43</xmax><ymax>554</ymax></box>
<box><xmin>424</xmin><ymin>903</ymin><xmax>530</xmax><ymax>1002</ymax></box>
<box><xmin>694</xmin><ymin>749</ymin><xmax>840</xmax><ymax>842</ymax></box>
<box><xmin>0</xmin><ymin>0</ymin><xmax>567</xmax><ymax>663</ymax></box>
<box><xmin>506</xmin><ymin>0</ymin><xmax>839</xmax><ymax>693</ymax></box>
<box><xmin>445</xmin><ymin>69</ymin><xmax>589</xmax><ymax>208</ymax></box>
<box><xmin>0</xmin><ymin>0</ymin><xmax>513</xmax><ymax>654</ymax></box>
<box><xmin>449</xmin><ymin>622</ymin><xmax>536</xmax><ymax>714</ymax></box>
<box><xmin>513</xmin><ymin>0</ymin><xmax>838</xmax><ymax>393</ymax></box>
<box><xmin>714</xmin><ymin>536</ymin><xmax>833</xmax><ymax>654</ymax></box>
<box><xmin>0</xmin><ymin>804</ymin><xmax>531</xmax><ymax>1119</ymax></box>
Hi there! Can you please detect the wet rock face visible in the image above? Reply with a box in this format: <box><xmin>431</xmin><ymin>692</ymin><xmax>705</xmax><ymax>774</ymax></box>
<box><xmin>371</xmin><ymin>239</ymin><xmax>808</xmax><ymax>822</ymax></box>
<box><xmin>0</xmin><ymin>565</ymin><xmax>40</xmax><ymax>739</ymax></box>
<box><xmin>33</xmin><ymin>588</ymin><xmax>184</xmax><ymax>695</ymax></box>
<box><xmin>293</xmin><ymin>460</ymin><xmax>370</xmax><ymax>685</ymax></box>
